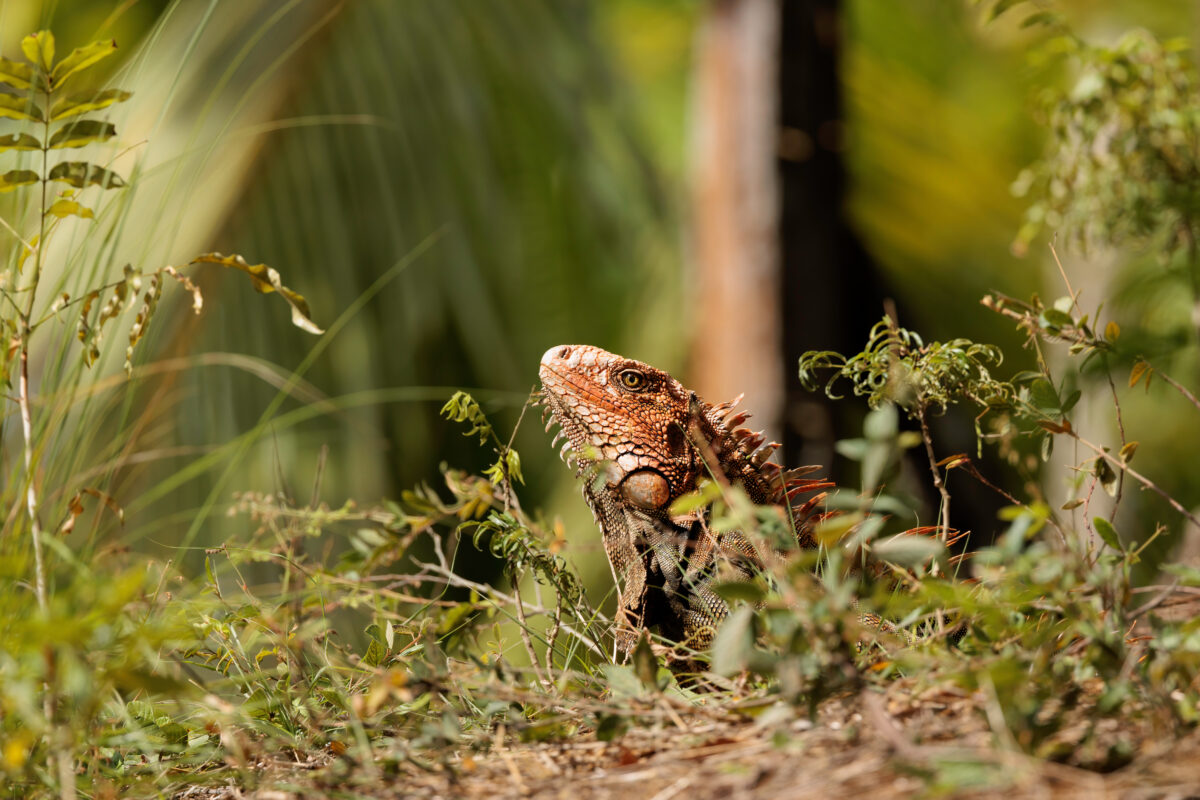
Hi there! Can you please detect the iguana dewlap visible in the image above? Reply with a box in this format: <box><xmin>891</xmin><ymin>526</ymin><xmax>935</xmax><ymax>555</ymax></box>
<box><xmin>538</xmin><ymin>344</ymin><xmax>831</xmax><ymax>655</ymax></box>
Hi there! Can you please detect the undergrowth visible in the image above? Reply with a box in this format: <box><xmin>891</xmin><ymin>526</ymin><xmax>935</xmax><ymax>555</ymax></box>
<box><xmin>4</xmin><ymin>14</ymin><xmax>1200</xmax><ymax>800</ymax></box>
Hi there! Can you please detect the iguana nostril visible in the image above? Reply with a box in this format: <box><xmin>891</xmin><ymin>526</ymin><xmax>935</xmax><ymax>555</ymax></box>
<box><xmin>557</xmin><ymin>346</ymin><xmax>572</xmax><ymax>360</ymax></box>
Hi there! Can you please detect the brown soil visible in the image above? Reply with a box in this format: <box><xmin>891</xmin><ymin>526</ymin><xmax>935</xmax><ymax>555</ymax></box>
<box><xmin>174</xmin><ymin>679</ymin><xmax>1200</xmax><ymax>800</ymax></box>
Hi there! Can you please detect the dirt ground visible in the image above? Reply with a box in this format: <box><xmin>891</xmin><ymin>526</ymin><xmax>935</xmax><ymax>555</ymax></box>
<box><xmin>175</xmin><ymin>679</ymin><xmax>1200</xmax><ymax>800</ymax></box>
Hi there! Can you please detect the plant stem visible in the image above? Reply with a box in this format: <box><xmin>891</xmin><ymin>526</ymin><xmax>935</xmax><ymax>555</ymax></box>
<box><xmin>19</xmin><ymin>84</ymin><xmax>52</xmax><ymax>613</ymax></box>
<box><xmin>1070</xmin><ymin>429</ymin><xmax>1200</xmax><ymax>530</ymax></box>
<box><xmin>918</xmin><ymin>407</ymin><xmax>951</xmax><ymax>546</ymax></box>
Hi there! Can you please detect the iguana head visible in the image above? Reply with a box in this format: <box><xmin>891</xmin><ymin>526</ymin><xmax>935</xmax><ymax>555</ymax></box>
<box><xmin>538</xmin><ymin>344</ymin><xmax>696</xmax><ymax>510</ymax></box>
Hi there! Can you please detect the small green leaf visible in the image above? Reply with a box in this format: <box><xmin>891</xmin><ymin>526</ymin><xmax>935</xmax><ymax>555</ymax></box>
<box><xmin>50</xmin><ymin>39</ymin><xmax>117</xmax><ymax>88</ymax></box>
<box><xmin>1061</xmin><ymin>498</ymin><xmax>1084</xmax><ymax>510</ymax></box>
<box><xmin>50</xmin><ymin>88</ymin><xmax>132</xmax><ymax>121</ymax></box>
<box><xmin>631</xmin><ymin>632</ymin><xmax>659</xmax><ymax>691</ymax></box>
<box><xmin>668</xmin><ymin>479</ymin><xmax>721</xmax><ymax>515</ymax></box>
<box><xmin>190</xmin><ymin>252</ymin><xmax>324</xmax><ymax>335</ymax></box>
<box><xmin>1040</xmin><ymin>308</ymin><xmax>1074</xmax><ymax>330</ymax></box>
<box><xmin>46</xmin><ymin>198</ymin><xmax>94</xmax><ymax>219</ymax></box>
<box><xmin>1105</xmin><ymin>321</ymin><xmax>1120</xmax><ymax>342</ymax></box>
<box><xmin>1094</xmin><ymin>457</ymin><xmax>1118</xmax><ymax>497</ymax></box>
<box><xmin>0</xmin><ymin>133</ymin><xmax>41</xmax><ymax>152</ymax></box>
<box><xmin>711</xmin><ymin>580</ymin><xmax>767</xmax><ymax>605</ymax></box>
<box><xmin>813</xmin><ymin>511</ymin><xmax>863</xmax><ymax>547</ymax></box>
<box><xmin>1093</xmin><ymin>516</ymin><xmax>1122</xmax><ymax>552</ymax></box>
<box><xmin>362</xmin><ymin>638</ymin><xmax>386</xmax><ymax>667</ymax></box>
<box><xmin>48</xmin><ymin>161</ymin><xmax>125</xmax><ymax>189</ymax></box>
<box><xmin>985</xmin><ymin>0</ymin><xmax>1025</xmax><ymax>22</ymax></box>
<box><xmin>49</xmin><ymin>120</ymin><xmax>116</xmax><ymax>149</ymax></box>
<box><xmin>22</xmin><ymin>31</ymin><xmax>55</xmax><ymax>73</ymax></box>
<box><xmin>1119</xmin><ymin>441</ymin><xmax>1138</xmax><ymax>464</ymax></box>
<box><xmin>711</xmin><ymin>606</ymin><xmax>756</xmax><ymax>676</ymax></box>
<box><xmin>0</xmin><ymin>170</ymin><xmax>39</xmax><ymax>192</ymax></box>
<box><xmin>1029</xmin><ymin>378</ymin><xmax>1062</xmax><ymax>415</ymax></box>
<box><xmin>873</xmin><ymin>535</ymin><xmax>945</xmax><ymax>568</ymax></box>
<box><xmin>595</xmin><ymin>714</ymin><xmax>628</xmax><ymax>742</ymax></box>
<box><xmin>1020</xmin><ymin>11</ymin><xmax>1060</xmax><ymax>28</ymax></box>
<box><xmin>0</xmin><ymin>56</ymin><xmax>33</xmax><ymax>90</ymax></box>
<box><xmin>0</xmin><ymin>93</ymin><xmax>43</xmax><ymax>122</ymax></box>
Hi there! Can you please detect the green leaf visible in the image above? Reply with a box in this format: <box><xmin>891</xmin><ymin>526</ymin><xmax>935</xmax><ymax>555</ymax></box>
<box><xmin>362</xmin><ymin>638</ymin><xmax>386</xmax><ymax>667</ymax></box>
<box><xmin>22</xmin><ymin>31</ymin><xmax>55</xmax><ymax>73</ymax></box>
<box><xmin>1020</xmin><ymin>11</ymin><xmax>1060</xmax><ymax>28</ymax></box>
<box><xmin>1105</xmin><ymin>321</ymin><xmax>1120</xmax><ymax>342</ymax></box>
<box><xmin>0</xmin><ymin>56</ymin><xmax>33</xmax><ymax>90</ymax></box>
<box><xmin>601</xmin><ymin>665</ymin><xmax>647</xmax><ymax>699</ymax></box>
<box><xmin>1040</xmin><ymin>308</ymin><xmax>1074</xmax><ymax>330</ymax></box>
<box><xmin>631</xmin><ymin>631</ymin><xmax>659</xmax><ymax>691</ymax></box>
<box><xmin>0</xmin><ymin>133</ymin><xmax>40</xmax><ymax>152</ymax></box>
<box><xmin>0</xmin><ymin>170</ymin><xmax>39</xmax><ymax>192</ymax></box>
<box><xmin>45</xmin><ymin>198</ymin><xmax>94</xmax><ymax>219</ymax></box>
<box><xmin>190</xmin><ymin>252</ymin><xmax>324</xmax><ymax>335</ymax></box>
<box><xmin>0</xmin><ymin>93</ymin><xmax>43</xmax><ymax>122</ymax></box>
<box><xmin>48</xmin><ymin>161</ymin><xmax>125</xmax><ymax>189</ymax></box>
<box><xmin>813</xmin><ymin>511</ymin><xmax>864</xmax><ymax>547</ymax></box>
<box><xmin>711</xmin><ymin>606</ymin><xmax>756</xmax><ymax>676</ymax></box>
<box><xmin>711</xmin><ymin>580</ymin><xmax>767</xmax><ymax>605</ymax></box>
<box><xmin>1029</xmin><ymin>378</ymin><xmax>1062</xmax><ymax>415</ymax></box>
<box><xmin>49</xmin><ymin>39</ymin><xmax>117</xmax><ymax>88</ymax></box>
<box><xmin>48</xmin><ymin>120</ymin><xmax>116</xmax><ymax>149</ymax></box>
<box><xmin>595</xmin><ymin>713</ymin><xmax>628</xmax><ymax>742</ymax></box>
<box><xmin>873</xmin><ymin>535</ymin><xmax>945</xmax><ymax>568</ymax></box>
<box><xmin>1094</xmin><ymin>457</ymin><xmax>1118</xmax><ymax>497</ymax></box>
<box><xmin>50</xmin><ymin>88</ymin><xmax>132</xmax><ymax>121</ymax></box>
<box><xmin>1093</xmin><ymin>516</ymin><xmax>1122</xmax><ymax>552</ymax></box>
<box><xmin>985</xmin><ymin>0</ymin><xmax>1025</xmax><ymax>21</ymax></box>
<box><xmin>1119</xmin><ymin>441</ymin><xmax>1138</xmax><ymax>464</ymax></box>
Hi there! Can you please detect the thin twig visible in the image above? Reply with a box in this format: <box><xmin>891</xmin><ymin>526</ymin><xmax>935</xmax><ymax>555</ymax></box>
<box><xmin>1149</xmin><ymin>361</ymin><xmax>1200</xmax><ymax>413</ymax></box>
<box><xmin>1070</xmin><ymin>430</ymin><xmax>1200</xmax><ymax>530</ymax></box>
<box><xmin>1048</xmin><ymin>238</ymin><xmax>1082</xmax><ymax>313</ymax></box>
<box><xmin>1103</xmin><ymin>362</ymin><xmax>1127</xmax><ymax>521</ymax></box>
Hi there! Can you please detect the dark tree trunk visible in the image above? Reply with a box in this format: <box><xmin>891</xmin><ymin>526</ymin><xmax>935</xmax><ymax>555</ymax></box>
<box><xmin>777</xmin><ymin>0</ymin><xmax>886</xmax><ymax>473</ymax></box>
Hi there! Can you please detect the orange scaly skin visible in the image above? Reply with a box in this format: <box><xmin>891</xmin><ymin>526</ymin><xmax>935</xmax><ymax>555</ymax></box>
<box><xmin>538</xmin><ymin>345</ymin><xmax>832</xmax><ymax>658</ymax></box>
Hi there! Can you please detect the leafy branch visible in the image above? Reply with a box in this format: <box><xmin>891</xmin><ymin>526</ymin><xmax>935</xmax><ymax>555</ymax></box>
<box><xmin>0</xmin><ymin>30</ymin><xmax>323</xmax><ymax>799</ymax></box>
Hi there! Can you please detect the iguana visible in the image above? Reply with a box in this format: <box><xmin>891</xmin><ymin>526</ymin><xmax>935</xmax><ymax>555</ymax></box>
<box><xmin>537</xmin><ymin>344</ymin><xmax>833</xmax><ymax>658</ymax></box>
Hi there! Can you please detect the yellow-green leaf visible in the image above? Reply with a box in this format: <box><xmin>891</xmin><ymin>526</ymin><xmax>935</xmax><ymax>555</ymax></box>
<box><xmin>0</xmin><ymin>56</ymin><xmax>33</xmax><ymax>90</ymax></box>
<box><xmin>0</xmin><ymin>170</ymin><xmax>39</xmax><ymax>192</ymax></box>
<box><xmin>190</xmin><ymin>253</ymin><xmax>324</xmax><ymax>334</ymax></box>
<box><xmin>50</xmin><ymin>89</ymin><xmax>132</xmax><ymax>121</ymax></box>
<box><xmin>49</xmin><ymin>39</ymin><xmax>116</xmax><ymax>88</ymax></box>
<box><xmin>1105</xmin><ymin>320</ymin><xmax>1120</xmax><ymax>342</ymax></box>
<box><xmin>49</xmin><ymin>120</ymin><xmax>116</xmax><ymax>149</ymax></box>
<box><xmin>48</xmin><ymin>161</ymin><xmax>125</xmax><ymax>189</ymax></box>
<box><xmin>46</xmin><ymin>198</ymin><xmax>94</xmax><ymax>219</ymax></box>
<box><xmin>1119</xmin><ymin>441</ymin><xmax>1138</xmax><ymax>464</ymax></box>
<box><xmin>0</xmin><ymin>133</ymin><xmax>41</xmax><ymax>152</ymax></box>
<box><xmin>21</xmin><ymin>31</ymin><xmax>54</xmax><ymax>73</ymax></box>
<box><xmin>1129</xmin><ymin>360</ymin><xmax>1149</xmax><ymax>388</ymax></box>
<box><xmin>0</xmin><ymin>94</ymin><xmax>43</xmax><ymax>122</ymax></box>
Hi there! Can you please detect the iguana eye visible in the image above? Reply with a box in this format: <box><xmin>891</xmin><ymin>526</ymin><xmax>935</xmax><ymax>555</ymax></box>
<box><xmin>617</xmin><ymin>369</ymin><xmax>647</xmax><ymax>391</ymax></box>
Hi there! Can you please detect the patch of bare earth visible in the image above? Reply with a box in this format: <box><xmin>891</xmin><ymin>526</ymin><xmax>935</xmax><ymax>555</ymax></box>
<box><xmin>174</xmin><ymin>677</ymin><xmax>1200</xmax><ymax>800</ymax></box>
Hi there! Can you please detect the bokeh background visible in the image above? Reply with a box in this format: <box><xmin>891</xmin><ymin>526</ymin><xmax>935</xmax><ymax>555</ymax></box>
<box><xmin>6</xmin><ymin>0</ymin><xmax>1199</xmax><ymax>593</ymax></box>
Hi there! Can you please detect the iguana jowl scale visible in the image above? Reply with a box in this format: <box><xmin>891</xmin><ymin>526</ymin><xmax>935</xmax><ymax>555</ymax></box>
<box><xmin>538</xmin><ymin>345</ymin><xmax>832</xmax><ymax>655</ymax></box>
